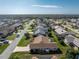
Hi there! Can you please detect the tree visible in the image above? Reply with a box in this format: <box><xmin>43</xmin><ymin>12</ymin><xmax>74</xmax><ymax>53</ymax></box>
<box><xmin>24</xmin><ymin>33</ymin><xmax>30</xmax><ymax>39</ymax></box>
<box><xmin>66</xmin><ymin>48</ymin><xmax>75</xmax><ymax>59</ymax></box>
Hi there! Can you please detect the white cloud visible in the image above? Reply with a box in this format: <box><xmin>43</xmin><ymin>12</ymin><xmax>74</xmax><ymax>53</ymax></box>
<box><xmin>32</xmin><ymin>5</ymin><xmax>62</xmax><ymax>8</ymax></box>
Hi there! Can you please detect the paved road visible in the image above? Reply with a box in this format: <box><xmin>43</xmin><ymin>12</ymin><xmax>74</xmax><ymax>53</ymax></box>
<box><xmin>0</xmin><ymin>30</ymin><xmax>26</xmax><ymax>59</ymax></box>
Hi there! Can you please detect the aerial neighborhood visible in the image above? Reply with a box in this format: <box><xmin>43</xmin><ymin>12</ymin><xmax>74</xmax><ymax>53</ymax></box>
<box><xmin>0</xmin><ymin>15</ymin><xmax>79</xmax><ymax>59</ymax></box>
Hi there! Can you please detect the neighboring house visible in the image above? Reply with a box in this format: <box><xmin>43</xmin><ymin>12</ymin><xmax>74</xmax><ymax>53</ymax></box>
<box><xmin>50</xmin><ymin>23</ymin><xmax>55</xmax><ymax>30</ymax></box>
<box><xmin>64</xmin><ymin>35</ymin><xmax>74</xmax><ymax>44</ymax></box>
<box><xmin>70</xmin><ymin>19</ymin><xmax>77</xmax><ymax>23</ymax></box>
<box><xmin>30</xmin><ymin>35</ymin><xmax>58</xmax><ymax>54</ymax></box>
<box><xmin>76</xmin><ymin>20</ymin><xmax>79</xmax><ymax>28</ymax></box>
<box><xmin>0</xmin><ymin>22</ymin><xmax>22</xmax><ymax>37</ymax></box>
<box><xmin>64</xmin><ymin>35</ymin><xmax>79</xmax><ymax>47</ymax></box>
<box><xmin>34</xmin><ymin>24</ymin><xmax>48</xmax><ymax>36</ymax></box>
<box><xmin>34</xmin><ymin>29</ymin><xmax>46</xmax><ymax>36</ymax></box>
<box><xmin>55</xmin><ymin>26</ymin><xmax>67</xmax><ymax>35</ymax></box>
<box><xmin>54</xmin><ymin>25</ymin><xmax>60</xmax><ymax>29</ymax></box>
<box><xmin>36</xmin><ymin>25</ymin><xmax>48</xmax><ymax>32</ymax></box>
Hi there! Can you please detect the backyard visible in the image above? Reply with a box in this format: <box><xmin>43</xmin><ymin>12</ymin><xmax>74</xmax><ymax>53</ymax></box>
<box><xmin>51</xmin><ymin>30</ymin><xmax>70</xmax><ymax>59</ymax></box>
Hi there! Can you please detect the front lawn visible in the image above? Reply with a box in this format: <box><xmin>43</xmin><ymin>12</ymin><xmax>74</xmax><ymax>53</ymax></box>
<box><xmin>9</xmin><ymin>52</ymin><xmax>32</xmax><ymax>59</ymax></box>
<box><xmin>17</xmin><ymin>36</ymin><xmax>31</xmax><ymax>46</ymax></box>
<box><xmin>0</xmin><ymin>44</ymin><xmax>9</xmax><ymax>54</ymax></box>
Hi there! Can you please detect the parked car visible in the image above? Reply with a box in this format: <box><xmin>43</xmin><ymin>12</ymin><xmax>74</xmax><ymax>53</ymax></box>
<box><xmin>0</xmin><ymin>38</ymin><xmax>5</xmax><ymax>41</ymax></box>
<box><xmin>3</xmin><ymin>40</ymin><xmax>9</xmax><ymax>44</ymax></box>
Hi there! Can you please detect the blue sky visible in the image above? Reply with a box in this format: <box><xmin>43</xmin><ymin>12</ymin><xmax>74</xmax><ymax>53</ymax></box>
<box><xmin>0</xmin><ymin>0</ymin><xmax>79</xmax><ymax>14</ymax></box>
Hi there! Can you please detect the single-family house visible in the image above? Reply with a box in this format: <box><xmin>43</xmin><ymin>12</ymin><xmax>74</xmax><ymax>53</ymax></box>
<box><xmin>64</xmin><ymin>35</ymin><xmax>79</xmax><ymax>47</ymax></box>
<box><xmin>30</xmin><ymin>35</ymin><xmax>59</xmax><ymax>54</ymax></box>
<box><xmin>55</xmin><ymin>26</ymin><xmax>67</xmax><ymax>35</ymax></box>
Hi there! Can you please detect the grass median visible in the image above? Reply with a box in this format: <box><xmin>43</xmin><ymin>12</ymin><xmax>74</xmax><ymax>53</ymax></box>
<box><xmin>0</xmin><ymin>44</ymin><xmax>9</xmax><ymax>54</ymax></box>
<box><xmin>17</xmin><ymin>36</ymin><xmax>31</xmax><ymax>46</ymax></box>
<box><xmin>7</xmin><ymin>34</ymin><xmax>16</xmax><ymax>40</ymax></box>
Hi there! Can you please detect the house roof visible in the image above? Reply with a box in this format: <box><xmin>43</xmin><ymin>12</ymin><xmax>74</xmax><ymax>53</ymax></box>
<box><xmin>36</xmin><ymin>25</ymin><xmax>48</xmax><ymax>31</ymax></box>
<box><xmin>34</xmin><ymin>28</ymin><xmax>47</xmax><ymax>36</ymax></box>
<box><xmin>65</xmin><ymin>35</ymin><xmax>79</xmax><ymax>47</ymax></box>
<box><xmin>0</xmin><ymin>23</ymin><xmax>22</xmax><ymax>35</ymax></box>
<box><xmin>73</xmin><ymin>38</ymin><xmax>79</xmax><ymax>47</ymax></box>
<box><xmin>55</xmin><ymin>26</ymin><xmax>67</xmax><ymax>35</ymax></box>
<box><xmin>54</xmin><ymin>26</ymin><xmax>60</xmax><ymax>29</ymax></box>
<box><xmin>32</xmin><ymin>35</ymin><xmax>49</xmax><ymax>44</ymax></box>
<box><xmin>30</xmin><ymin>35</ymin><xmax>58</xmax><ymax>49</ymax></box>
<box><xmin>65</xmin><ymin>35</ymin><xmax>75</xmax><ymax>42</ymax></box>
<box><xmin>30</xmin><ymin>43</ymin><xmax>57</xmax><ymax>49</ymax></box>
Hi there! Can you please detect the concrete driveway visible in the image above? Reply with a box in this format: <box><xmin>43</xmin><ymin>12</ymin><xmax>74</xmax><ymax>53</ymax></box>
<box><xmin>13</xmin><ymin>44</ymin><xmax>30</xmax><ymax>52</ymax></box>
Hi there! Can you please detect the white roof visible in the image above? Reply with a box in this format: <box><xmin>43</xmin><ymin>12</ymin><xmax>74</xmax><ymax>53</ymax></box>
<box><xmin>54</xmin><ymin>26</ymin><xmax>60</xmax><ymax>29</ymax></box>
<box><xmin>65</xmin><ymin>35</ymin><xmax>75</xmax><ymax>43</ymax></box>
<box><xmin>65</xmin><ymin>35</ymin><xmax>79</xmax><ymax>47</ymax></box>
<box><xmin>55</xmin><ymin>27</ymin><xmax>67</xmax><ymax>35</ymax></box>
<box><xmin>73</xmin><ymin>38</ymin><xmax>79</xmax><ymax>47</ymax></box>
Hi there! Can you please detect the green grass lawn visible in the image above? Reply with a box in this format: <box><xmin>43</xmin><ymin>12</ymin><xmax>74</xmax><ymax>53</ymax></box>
<box><xmin>9</xmin><ymin>52</ymin><xmax>32</xmax><ymax>59</ymax></box>
<box><xmin>0</xmin><ymin>44</ymin><xmax>9</xmax><ymax>54</ymax></box>
<box><xmin>51</xmin><ymin>31</ymin><xmax>70</xmax><ymax>59</ymax></box>
<box><xmin>18</xmin><ymin>36</ymin><xmax>31</xmax><ymax>46</ymax></box>
<box><xmin>7</xmin><ymin>34</ymin><xmax>16</xmax><ymax>40</ymax></box>
<box><xmin>51</xmin><ymin>31</ymin><xmax>62</xmax><ymax>47</ymax></box>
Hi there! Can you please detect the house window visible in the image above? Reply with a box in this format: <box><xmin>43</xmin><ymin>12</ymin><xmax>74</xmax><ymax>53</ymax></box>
<box><xmin>51</xmin><ymin>48</ymin><xmax>57</xmax><ymax>51</ymax></box>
